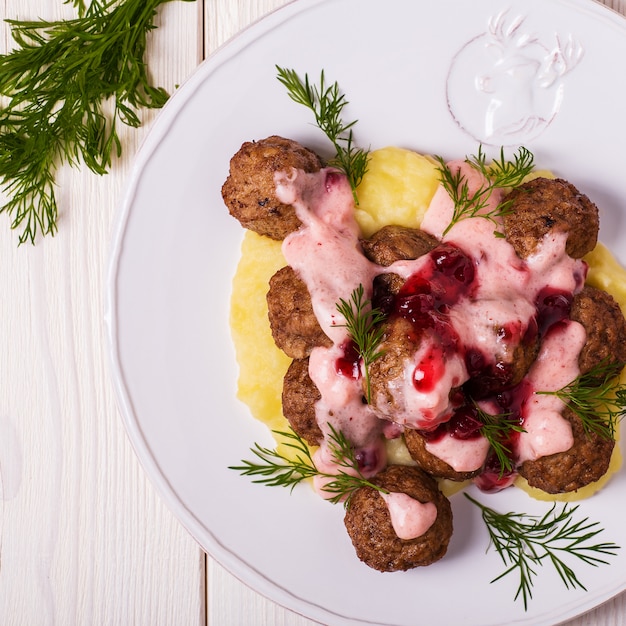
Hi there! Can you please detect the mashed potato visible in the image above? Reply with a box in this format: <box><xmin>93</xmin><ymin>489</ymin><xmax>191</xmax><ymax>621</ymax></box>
<box><xmin>230</xmin><ymin>232</ymin><xmax>290</xmax><ymax>433</ymax></box>
<box><xmin>230</xmin><ymin>147</ymin><xmax>626</xmax><ymax>499</ymax></box>
<box><xmin>353</xmin><ymin>147</ymin><xmax>440</xmax><ymax>237</ymax></box>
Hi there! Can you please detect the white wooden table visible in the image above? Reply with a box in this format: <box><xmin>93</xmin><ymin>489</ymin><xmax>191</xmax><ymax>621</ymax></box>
<box><xmin>1</xmin><ymin>1</ymin><xmax>626</xmax><ymax>624</ymax></box>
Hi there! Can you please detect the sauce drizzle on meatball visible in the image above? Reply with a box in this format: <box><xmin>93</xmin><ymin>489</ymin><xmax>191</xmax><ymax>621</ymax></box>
<box><xmin>273</xmin><ymin>161</ymin><xmax>601</xmax><ymax>498</ymax></box>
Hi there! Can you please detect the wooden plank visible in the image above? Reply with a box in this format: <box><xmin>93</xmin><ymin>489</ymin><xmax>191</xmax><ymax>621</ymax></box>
<box><xmin>0</xmin><ymin>1</ymin><xmax>205</xmax><ymax>624</ymax></box>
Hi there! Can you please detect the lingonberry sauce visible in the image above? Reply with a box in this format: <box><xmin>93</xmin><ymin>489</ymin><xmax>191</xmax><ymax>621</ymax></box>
<box><xmin>536</xmin><ymin>287</ymin><xmax>572</xmax><ymax>336</ymax></box>
<box><xmin>413</xmin><ymin>345</ymin><xmax>446</xmax><ymax>393</ymax></box>
<box><xmin>474</xmin><ymin>452</ymin><xmax>518</xmax><ymax>493</ymax></box>
<box><xmin>392</xmin><ymin>243</ymin><xmax>477</xmax><ymax>392</ymax></box>
<box><xmin>355</xmin><ymin>446</ymin><xmax>381</xmax><ymax>473</ymax></box>
<box><xmin>420</xmin><ymin>403</ymin><xmax>484</xmax><ymax>442</ymax></box>
<box><xmin>335</xmin><ymin>340</ymin><xmax>361</xmax><ymax>379</ymax></box>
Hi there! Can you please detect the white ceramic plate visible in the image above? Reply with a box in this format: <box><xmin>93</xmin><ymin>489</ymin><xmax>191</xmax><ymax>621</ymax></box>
<box><xmin>106</xmin><ymin>1</ymin><xmax>626</xmax><ymax>624</ymax></box>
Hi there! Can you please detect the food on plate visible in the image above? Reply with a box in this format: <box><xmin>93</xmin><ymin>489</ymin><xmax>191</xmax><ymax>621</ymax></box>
<box><xmin>224</xmin><ymin>137</ymin><xmax>626</xmax><ymax>571</ymax></box>
<box><xmin>222</xmin><ymin>135</ymin><xmax>323</xmax><ymax>240</ymax></box>
<box><xmin>226</xmin><ymin>136</ymin><xmax>626</xmax><ymax>573</ymax></box>
<box><xmin>344</xmin><ymin>465</ymin><xmax>453</xmax><ymax>572</ymax></box>
<box><xmin>502</xmin><ymin>177</ymin><xmax>599</xmax><ymax>260</ymax></box>
<box><xmin>267</xmin><ymin>266</ymin><xmax>331</xmax><ymax>359</ymax></box>
<box><xmin>282</xmin><ymin>357</ymin><xmax>323</xmax><ymax>446</ymax></box>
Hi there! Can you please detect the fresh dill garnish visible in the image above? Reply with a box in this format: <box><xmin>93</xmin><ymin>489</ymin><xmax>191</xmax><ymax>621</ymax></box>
<box><xmin>229</xmin><ymin>424</ymin><xmax>387</xmax><ymax>507</ymax></box>
<box><xmin>466</xmin><ymin>493</ymin><xmax>620</xmax><ymax>611</ymax></box>
<box><xmin>537</xmin><ymin>360</ymin><xmax>626</xmax><ymax>440</ymax></box>
<box><xmin>334</xmin><ymin>284</ymin><xmax>386</xmax><ymax>403</ymax></box>
<box><xmin>474</xmin><ymin>404</ymin><xmax>525</xmax><ymax>477</ymax></box>
<box><xmin>0</xmin><ymin>0</ymin><xmax>192</xmax><ymax>244</ymax></box>
<box><xmin>436</xmin><ymin>145</ymin><xmax>535</xmax><ymax>236</ymax></box>
<box><xmin>276</xmin><ymin>66</ymin><xmax>369</xmax><ymax>204</ymax></box>
<box><xmin>469</xmin><ymin>145</ymin><xmax>535</xmax><ymax>188</ymax></box>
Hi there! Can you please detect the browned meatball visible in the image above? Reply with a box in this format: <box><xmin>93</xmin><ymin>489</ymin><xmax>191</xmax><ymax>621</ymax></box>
<box><xmin>362</xmin><ymin>225</ymin><xmax>439</xmax><ymax>315</ymax></box>
<box><xmin>222</xmin><ymin>135</ymin><xmax>324</xmax><ymax>240</ymax></box>
<box><xmin>267</xmin><ymin>266</ymin><xmax>332</xmax><ymax>359</ymax></box>
<box><xmin>503</xmin><ymin>178</ymin><xmax>599</xmax><ymax>259</ymax></box>
<box><xmin>404</xmin><ymin>427</ymin><xmax>482</xmax><ymax>481</ymax></box>
<box><xmin>464</xmin><ymin>327</ymin><xmax>540</xmax><ymax>399</ymax></box>
<box><xmin>370</xmin><ymin>273</ymin><xmax>406</xmax><ymax>315</ymax></box>
<box><xmin>366</xmin><ymin>317</ymin><xmax>421</xmax><ymax>420</ymax></box>
<box><xmin>282</xmin><ymin>358</ymin><xmax>322</xmax><ymax>446</ymax></box>
<box><xmin>570</xmin><ymin>285</ymin><xmax>626</xmax><ymax>377</ymax></box>
<box><xmin>518</xmin><ymin>406</ymin><xmax>615</xmax><ymax>493</ymax></box>
<box><xmin>344</xmin><ymin>465</ymin><xmax>453</xmax><ymax>571</ymax></box>
<box><xmin>360</xmin><ymin>225</ymin><xmax>439</xmax><ymax>267</ymax></box>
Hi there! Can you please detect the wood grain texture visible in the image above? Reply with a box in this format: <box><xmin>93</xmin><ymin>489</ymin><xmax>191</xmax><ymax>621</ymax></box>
<box><xmin>0</xmin><ymin>2</ymin><xmax>204</xmax><ymax>625</ymax></box>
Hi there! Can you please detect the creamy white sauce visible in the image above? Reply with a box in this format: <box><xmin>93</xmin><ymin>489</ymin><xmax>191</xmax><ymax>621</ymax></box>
<box><xmin>526</xmin><ymin>231</ymin><xmax>587</xmax><ymax>294</ymax></box>
<box><xmin>450</xmin><ymin>297</ymin><xmax>535</xmax><ymax>364</ymax></box>
<box><xmin>308</xmin><ymin>344</ymin><xmax>384</xmax><ymax>450</ymax></box>
<box><xmin>380</xmin><ymin>492</ymin><xmax>437</xmax><ymax>540</ymax></box>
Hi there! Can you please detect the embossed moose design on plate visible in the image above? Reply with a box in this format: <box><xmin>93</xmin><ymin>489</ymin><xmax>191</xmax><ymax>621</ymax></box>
<box><xmin>447</xmin><ymin>10</ymin><xmax>583</xmax><ymax>146</ymax></box>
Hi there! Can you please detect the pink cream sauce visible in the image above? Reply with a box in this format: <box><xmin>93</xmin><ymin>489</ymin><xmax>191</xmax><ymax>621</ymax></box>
<box><xmin>379</xmin><ymin>492</ymin><xmax>437</xmax><ymax>540</ymax></box>
<box><xmin>274</xmin><ymin>159</ymin><xmax>587</xmax><ymax>535</ymax></box>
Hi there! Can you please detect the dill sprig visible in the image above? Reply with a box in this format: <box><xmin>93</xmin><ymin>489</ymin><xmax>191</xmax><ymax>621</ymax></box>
<box><xmin>436</xmin><ymin>145</ymin><xmax>535</xmax><ymax>237</ymax></box>
<box><xmin>334</xmin><ymin>284</ymin><xmax>386</xmax><ymax>403</ymax></box>
<box><xmin>229</xmin><ymin>424</ymin><xmax>387</xmax><ymax>507</ymax></box>
<box><xmin>537</xmin><ymin>360</ymin><xmax>626</xmax><ymax>440</ymax></box>
<box><xmin>276</xmin><ymin>66</ymin><xmax>369</xmax><ymax>203</ymax></box>
<box><xmin>466</xmin><ymin>493</ymin><xmax>620</xmax><ymax>610</ymax></box>
<box><xmin>0</xmin><ymin>0</ymin><xmax>192</xmax><ymax>244</ymax></box>
<box><xmin>474</xmin><ymin>404</ymin><xmax>525</xmax><ymax>477</ymax></box>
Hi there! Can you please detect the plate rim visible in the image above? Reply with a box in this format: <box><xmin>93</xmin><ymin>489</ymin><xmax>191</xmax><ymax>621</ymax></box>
<box><xmin>104</xmin><ymin>1</ymin><xmax>626</xmax><ymax>624</ymax></box>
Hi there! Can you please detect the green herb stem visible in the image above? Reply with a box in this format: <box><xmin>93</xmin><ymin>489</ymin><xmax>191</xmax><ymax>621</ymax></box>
<box><xmin>334</xmin><ymin>284</ymin><xmax>386</xmax><ymax>403</ymax></box>
<box><xmin>276</xmin><ymin>66</ymin><xmax>369</xmax><ymax>204</ymax></box>
<box><xmin>537</xmin><ymin>360</ymin><xmax>626</xmax><ymax>440</ymax></box>
<box><xmin>466</xmin><ymin>493</ymin><xmax>620</xmax><ymax>610</ymax></box>
<box><xmin>474</xmin><ymin>403</ymin><xmax>525</xmax><ymax>477</ymax></box>
<box><xmin>0</xmin><ymin>0</ymin><xmax>193</xmax><ymax>244</ymax></box>
<box><xmin>230</xmin><ymin>425</ymin><xmax>387</xmax><ymax>507</ymax></box>
<box><xmin>436</xmin><ymin>145</ymin><xmax>534</xmax><ymax>236</ymax></box>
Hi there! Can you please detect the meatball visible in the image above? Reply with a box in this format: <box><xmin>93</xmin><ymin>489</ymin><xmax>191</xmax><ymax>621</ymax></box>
<box><xmin>464</xmin><ymin>326</ymin><xmax>540</xmax><ymax>399</ymax></box>
<box><xmin>222</xmin><ymin>135</ymin><xmax>324</xmax><ymax>240</ymax></box>
<box><xmin>360</xmin><ymin>225</ymin><xmax>439</xmax><ymax>267</ymax></box>
<box><xmin>366</xmin><ymin>317</ymin><xmax>422</xmax><ymax>420</ymax></box>
<box><xmin>503</xmin><ymin>177</ymin><xmax>599</xmax><ymax>259</ymax></box>
<box><xmin>344</xmin><ymin>465</ymin><xmax>453</xmax><ymax>571</ymax></box>
<box><xmin>362</xmin><ymin>225</ymin><xmax>439</xmax><ymax>315</ymax></box>
<box><xmin>282</xmin><ymin>358</ymin><xmax>322</xmax><ymax>446</ymax></box>
<box><xmin>404</xmin><ymin>427</ymin><xmax>482</xmax><ymax>481</ymax></box>
<box><xmin>570</xmin><ymin>285</ymin><xmax>626</xmax><ymax>377</ymax></box>
<box><xmin>518</xmin><ymin>406</ymin><xmax>615</xmax><ymax>493</ymax></box>
<box><xmin>371</xmin><ymin>273</ymin><xmax>406</xmax><ymax>315</ymax></box>
<box><xmin>267</xmin><ymin>266</ymin><xmax>332</xmax><ymax>359</ymax></box>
